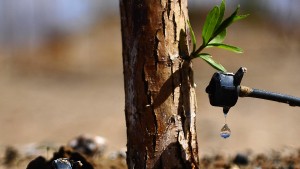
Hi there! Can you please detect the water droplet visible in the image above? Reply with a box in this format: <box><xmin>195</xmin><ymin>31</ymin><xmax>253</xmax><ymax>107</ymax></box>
<box><xmin>220</xmin><ymin>107</ymin><xmax>231</xmax><ymax>139</ymax></box>
<box><xmin>220</xmin><ymin>124</ymin><xmax>231</xmax><ymax>139</ymax></box>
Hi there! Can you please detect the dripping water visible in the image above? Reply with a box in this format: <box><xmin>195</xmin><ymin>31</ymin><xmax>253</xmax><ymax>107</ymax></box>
<box><xmin>220</xmin><ymin>107</ymin><xmax>231</xmax><ymax>139</ymax></box>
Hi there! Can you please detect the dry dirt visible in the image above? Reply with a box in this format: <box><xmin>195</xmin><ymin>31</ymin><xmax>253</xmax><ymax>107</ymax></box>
<box><xmin>0</xmin><ymin>13</ymin><xmax>300</xmax><ymax>168</ymax></box>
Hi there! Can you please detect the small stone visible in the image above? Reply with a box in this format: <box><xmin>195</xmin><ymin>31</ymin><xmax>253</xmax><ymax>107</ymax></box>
<box><xmin>68</xmin><ymin>134</ymin><xmax>107</xmax><ymax>157</ymax></box>
<box><xmin>233</xmin><ymin>154</ymin><xmax>249</xmax><ymax>166</ymax></box>
<box><xmin>52</xmin><ymin>158</ymin><xmax>72</xmax><ymax>169</ymax></box>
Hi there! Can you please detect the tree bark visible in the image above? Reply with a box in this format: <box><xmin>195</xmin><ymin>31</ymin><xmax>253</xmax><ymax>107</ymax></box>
<box><xmin>120</xmin><ymin>0</ymin><xmax>199</xmax><ymax>168</ymax></box>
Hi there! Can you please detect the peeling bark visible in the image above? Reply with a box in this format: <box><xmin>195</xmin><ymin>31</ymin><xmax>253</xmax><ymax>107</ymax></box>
<box><xmin>120</xmin><ymin>0</ymin><xmax>199</xmax><ymax>168</ymax></box>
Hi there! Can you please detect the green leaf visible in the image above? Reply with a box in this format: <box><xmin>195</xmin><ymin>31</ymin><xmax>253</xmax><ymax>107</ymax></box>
<box><xmin>196</xmin><ymin>53</ymin><xmax>227</xmax><ymax>72</ymax></box>
<box><xmin>187</xmin><ymin>20</ymin><xmax>197</xmax><ymax>52</ymax></box>
<box><xmin>233</xmin><ymin>14</ymin><xmax>249</xmax><ymax>22</ymax></box>
<box><xmin>207</xmin><ymin>43</ymin><xmax>243</xmax><ymax>53</ymax></box>
<box><xmin>213</xmin><ymin>5</ymin><xmax>240</xmax><ymax>38</ymax></box>
<box><xmin>202</xmin><ymin>6</ymin><xmax>220</xmax><ymax>45</ymax></box>
<box><xmin>209</xmin><ymin>29</ymin><xmax>226</xmax><ymax>44</ymax></box>
<box><xmin>215</xmin><ymin>0</ymin><xmax>226</xmax><ymax>30</ymax></box>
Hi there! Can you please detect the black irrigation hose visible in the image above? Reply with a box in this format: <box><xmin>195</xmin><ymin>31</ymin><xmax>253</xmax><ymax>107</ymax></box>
<box><xmin>239</xmin><ymin>86</ymin><xmax>300</xmax><ymax>107</ymax></box>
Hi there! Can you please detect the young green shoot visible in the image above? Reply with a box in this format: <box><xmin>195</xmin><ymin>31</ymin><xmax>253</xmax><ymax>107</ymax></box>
<box><xmin>187</xmin><ymin>0</ymin><xmax>248</xmax><ymax>72</ymax></box>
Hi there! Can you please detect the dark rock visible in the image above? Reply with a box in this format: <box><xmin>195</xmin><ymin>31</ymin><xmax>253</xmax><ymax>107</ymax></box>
<box><xmin>26</xmin><ymin>156</ymin><xmax>50</xmax><ymax>169</ymax></box>
<box><xmin>4</xmin><ymin>146</ymin><xmax>19</xmax><ymax>166</ymax></box>
<box><xmin>50</xmin><ymin>146</ymin><xmax>94</xmax><ymax>169</ymax></box>
<box><xmin>68</xmin><ymin>134</ymin><xmax>106</xmax><ymax>157</ymax></box>
<box><xmin>233</xmin><ymin>153</ymin><xmax>249</xmax><ymax>166</ymax></box>
<box><xmin>27</xmin><ymin>146</ymin><xmax>94</xmax><ymax>169</ymax></box>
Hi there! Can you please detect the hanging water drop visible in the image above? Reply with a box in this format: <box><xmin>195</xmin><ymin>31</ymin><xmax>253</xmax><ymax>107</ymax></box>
<box><xmin>220</xmin><ymin>107</ymin><xmax>231</xmax><ymax>139</ymax></box>
<box><xmin>220</xmin><ymin>123</ymin><xmax>231</xmax><ymax>139</ymax></box>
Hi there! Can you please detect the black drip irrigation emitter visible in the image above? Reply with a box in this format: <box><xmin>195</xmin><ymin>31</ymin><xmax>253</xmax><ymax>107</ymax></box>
<box><xmin>206</xmin><ymin>67</ymin><xmax>300</xmax><ymax>139</ymax></box>
<box><xmin>206</xmin><ymin>67</ymin><xmax>300</xmax><ymax>110</ymax></box>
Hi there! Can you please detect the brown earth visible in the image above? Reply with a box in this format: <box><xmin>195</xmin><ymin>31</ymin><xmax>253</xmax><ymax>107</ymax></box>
<box><xmin>0</xmin><ymin>12</ymin><xmax>300</xmax><ymax>168</ymax></box>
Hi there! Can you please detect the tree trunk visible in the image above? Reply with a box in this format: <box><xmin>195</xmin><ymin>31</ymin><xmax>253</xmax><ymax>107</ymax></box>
<box><xmin>120</xmin><ymin>0</ymin><xmax>199</xmax><ymax>168</ymax></box>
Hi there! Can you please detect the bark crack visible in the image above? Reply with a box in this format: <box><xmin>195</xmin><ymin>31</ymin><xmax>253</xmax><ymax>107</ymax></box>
<box><xmin>178</xmin><ymin>62</ymin><xmax>187</xmax><ymax>137</ymax></box>
<box><xmin>162</xmin><ymin>12</ymin><xmax>166</xmax><ymax>37</ymax></box>
<box><xmin>153</xmin><ymin>31</ymin><xmax>159</xmax><ymax>71</ymax></box>
<box><xmin>167</xmin><ymin>0</ymin><xmax>171</xmax><ymax>18</ymax></box>
<box><xmin>170</xmin><ymin>61</ymin><xmax>175</xmax><ymax>102</ymax></box>
<box><xmin>173</xmin><ymin>13</ymin><xmax>177</xmax><ymax>43</ymax></box>
<box><xmin>152</xmin><ymin>109</ymin><xmax>158</xmax><ymax>154</ymax></box>
<box><xmin>178</xmin><ymin>0</ymin><xmax>182</xmax><ymax>12</ymax></box>
<box><xmin>144</xmin><ymin>149</ymin><xmax>148</xmax><ymax>169</ymax></box>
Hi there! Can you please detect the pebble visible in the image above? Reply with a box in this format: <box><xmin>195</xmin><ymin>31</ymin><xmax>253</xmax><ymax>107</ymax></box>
<box><xmin>68</xmin><ymin>134</ymin><xmax>107</xmax><ymax>157</ymax></box>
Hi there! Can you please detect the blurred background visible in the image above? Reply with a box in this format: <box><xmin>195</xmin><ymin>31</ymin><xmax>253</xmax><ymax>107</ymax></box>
<box><xmin>0</xmin><ymin>0</ymin><xmax>299</xmax><ymax>159</ymax></box>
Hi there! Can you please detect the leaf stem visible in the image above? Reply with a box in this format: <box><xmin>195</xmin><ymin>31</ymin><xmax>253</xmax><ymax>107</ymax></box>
<box><xmin>191</xmin><ymin>44</ymin><xmax>205</xmax><ymax>59</ymax></box>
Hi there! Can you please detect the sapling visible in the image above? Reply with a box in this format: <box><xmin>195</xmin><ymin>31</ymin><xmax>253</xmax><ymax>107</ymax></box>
<box><xmin>187</xmin><ymin>0</ymin><xmax>249</xmax><ymax>72</ymax></box>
